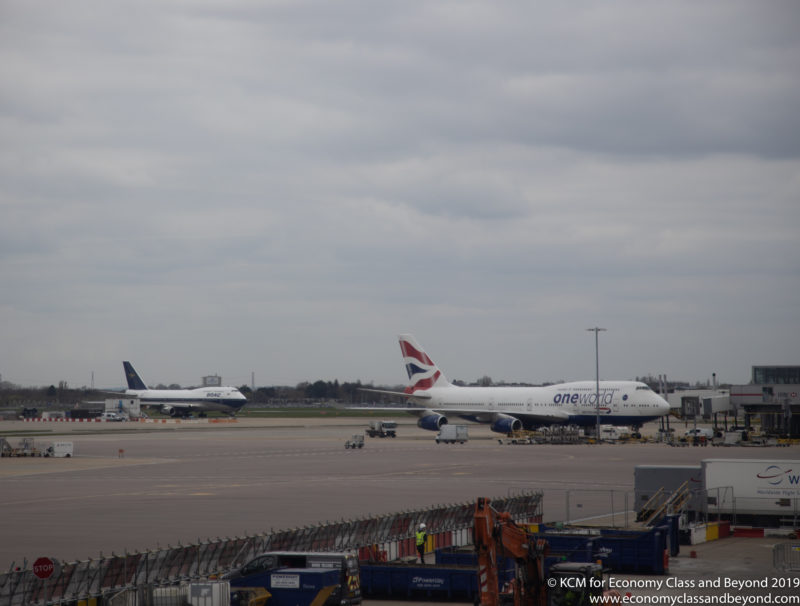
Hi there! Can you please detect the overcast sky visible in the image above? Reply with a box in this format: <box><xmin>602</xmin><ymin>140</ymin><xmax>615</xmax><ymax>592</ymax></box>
<box><xmin>1</xmin><ymin>1</ymin><xmax>799</xmax><ymax>390</ymax></box>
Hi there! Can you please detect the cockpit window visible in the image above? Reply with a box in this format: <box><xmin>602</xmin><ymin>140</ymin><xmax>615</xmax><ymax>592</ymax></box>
<box><xmin>636</xmin><ymin>385</ymin><xmax>652</xmax><ymax>391</ymax></box>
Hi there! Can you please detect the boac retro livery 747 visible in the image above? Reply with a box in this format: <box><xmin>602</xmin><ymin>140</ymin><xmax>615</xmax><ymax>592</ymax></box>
<box><xmin>361</xmin><ymin>334</ymin><xmax>670</xmax><ymax>434</ymax></box>
<box><xmin>122</xmin><ymin>361</ymin><xmax>247</xmax><ymax>417</ymax></box>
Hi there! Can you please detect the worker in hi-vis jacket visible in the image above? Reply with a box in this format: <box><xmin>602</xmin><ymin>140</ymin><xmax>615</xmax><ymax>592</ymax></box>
<box><xmin>415</xmin><ymin>523</ymin><xmax>427</xmax><ymax>564</ymax></box>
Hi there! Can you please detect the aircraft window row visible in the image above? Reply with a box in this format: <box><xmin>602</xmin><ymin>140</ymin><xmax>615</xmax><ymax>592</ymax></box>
<box><xmin>558</xmin><ymin>388</ymin><xmax>620</xmax><ymax>393</ymax></box>
<box><xmin>448</xmin><ymin>403</ymin><xmax>525</xmax><ymax>407</ymax></box>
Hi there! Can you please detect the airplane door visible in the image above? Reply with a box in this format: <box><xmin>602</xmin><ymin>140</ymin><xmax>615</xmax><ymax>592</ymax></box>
<box><xmin>527</xmin><ymin>399</ymin><xmax>533</xmax><ymax>412</ymax></box>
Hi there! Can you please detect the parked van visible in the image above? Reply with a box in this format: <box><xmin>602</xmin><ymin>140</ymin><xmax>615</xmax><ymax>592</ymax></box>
<box><xmin>100</xmin><ymin>411</ymin><xmax>127</xmax><ymax>422</ymax></box>
<box><xmin>44</xmin><ymin>442</ymin><xmax>74</xmax><ymax>457</ymax></box>
<box><xmin>223</xmin><ymin>551</ymin><xmax>361</xmax><ymax>605</ymax></box>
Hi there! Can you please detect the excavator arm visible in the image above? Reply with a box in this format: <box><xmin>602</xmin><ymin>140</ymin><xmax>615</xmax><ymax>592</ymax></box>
<box><xmin>474</xmin><ymin>497</ymin><xmax>548</xmax><ymax>606</ymax></box>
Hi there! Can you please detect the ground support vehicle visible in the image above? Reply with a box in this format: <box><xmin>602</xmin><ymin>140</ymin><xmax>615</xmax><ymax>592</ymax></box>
<box><xmin>547</xmin><ymin>562</ymin><xmax>609</xmax><ymax>606</ymax></box>
<box><xmin>44</xmin><ymin>441</ymin><xmax>74</xmax><ymax>457</ymax></box>
<box><xmin>224</xmin><ymin>551</ymin><xmax>362</xmax><ymax>606</ymax></box>
<box><xmin>2</xmin><ymin>437</ymin><xmax>41</xmax><ymax>457</ymax></box>
<box><xmin>230</xmin><ymin>587</ymin><xmax>269</xmax><ymax>606</ymax></box>
<box><xmin>366</xmin><ymin>420</ymin><xmax>397</xmax><ymax>438</ymax></box>
<box><xmin>436</xmin><ymin>424</ymin><xmax>468</xmax><ymax>444</ymax></box>
<box><xmin>231</xmin><ymin>568</ymin><xmax>340</xmax><ymax>606</ymax></box>
<box><xmin>684</xmin><ymin>427</ymin><xmax>713</xmax><ymax>439</ymax></box>
<box><xmin>345</xmin><ymin>434</ymin><xmax>365</xmax><ymax>449</ymax></box>
<box><xmin>498</xmin><ymin>431</ymin><xmax>536</xmax><ymax>445</ymax></box>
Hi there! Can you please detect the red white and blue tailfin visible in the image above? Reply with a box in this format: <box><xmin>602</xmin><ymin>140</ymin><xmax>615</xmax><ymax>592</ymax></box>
<box><xmin>398</xmin><ymin>334</ymin><xmax>450</xmax><ymax>394</ymax></box>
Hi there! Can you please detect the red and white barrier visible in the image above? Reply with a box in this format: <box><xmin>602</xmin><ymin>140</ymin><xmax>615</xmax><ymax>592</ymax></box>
<box><xmin>22</xmin><ymin>417</ymin><xmax>238</xmax><ymax>424</ymax></box>
<box><xmin>24</xmin><ymin>418</ymin><xmax>101</xmax><ymax>422</ymax></box>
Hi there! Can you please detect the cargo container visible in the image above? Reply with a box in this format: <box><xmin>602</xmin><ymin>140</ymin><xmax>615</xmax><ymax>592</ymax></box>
<box><xmin>435</xmin><ymin>424</ymin><xmax>468</xmax><ymax>444</ymax></box>
<box><xmin>360</xmin><ymin>562</ymin><xmax>494</xmax><ymax>601</ymax></box>
<box><xmin>434</xmin><ymin>518</ymin><xmax>677</xmax><ymax>578</ymax></box>
<box><xmin>532</xmin><ymin>522</ymin><xmax>674</xmax><ymax>575</ymax></box>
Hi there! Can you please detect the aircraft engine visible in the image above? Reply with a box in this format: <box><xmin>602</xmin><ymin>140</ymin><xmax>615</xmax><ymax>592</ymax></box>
<box><xmin>161</xmin><ymin>405</ymin><xmax>176</xmax><ymax>417</ymax></box>
<box><xmin>490</xmin><ymin>415</ymin><xmax>522</xmax><ymax>434</ymax></box>
<box><xmin>417</xmin><ymin>413</ymin><xmax>448</xmax><ymax>431</ymax></box>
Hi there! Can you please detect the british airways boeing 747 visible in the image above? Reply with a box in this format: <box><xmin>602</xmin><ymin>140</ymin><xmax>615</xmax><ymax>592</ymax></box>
<box><xmin>360</xmin><ymin>334</ymin><xmax>670</xmax><ymax>434</ymax></box>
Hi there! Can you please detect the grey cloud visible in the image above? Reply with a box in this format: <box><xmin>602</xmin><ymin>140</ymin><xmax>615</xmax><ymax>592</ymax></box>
<box><xmin>0</xmin><ymin>1</ymin><xmax>798</xmax><ymax>387</ymax></box>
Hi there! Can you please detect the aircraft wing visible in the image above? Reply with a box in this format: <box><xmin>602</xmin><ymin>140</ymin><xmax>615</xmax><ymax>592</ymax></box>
<box><xmin>357</xmin><ymin>387</ymin><xmax>432</xmax><ymax>400</ymax></box>
<box><xmin>91</xmin><ymin>393</ymin><xmax>195</xmax><ymax>408</ymax></box>
<box><xmin>138</xmin><ymin>400</ymin><xmax>206</xmax><ymax>409</ymax></box>
<box><xmin>347</xmin><ymin>406</ymin><xmax>432</xmax><ymax>414</ymax></box>
<box><xmin>348</xmin><ymin>402</ymin><xmax>569</xmax><ymax>425</ymax></box>
<box><xmin>416</xmin><ymin>407</ymin><xmax>570</xmax><ymax>426</ymax></box>
<box><xmin>507</xmin><ymin>410</ymin><xmax>570</xmax><ymax>425</ymax></box>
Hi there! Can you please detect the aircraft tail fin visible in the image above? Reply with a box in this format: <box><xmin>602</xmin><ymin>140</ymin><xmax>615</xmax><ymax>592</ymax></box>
<box><xmin>398</xmin><ymin>334</ymin><xmax>450</xmax><ymax>393</ymax></box>
<box><xmin>123</xmin><ymin>361</ymin><xmax>148</xmax><ymax>390</ymax></box>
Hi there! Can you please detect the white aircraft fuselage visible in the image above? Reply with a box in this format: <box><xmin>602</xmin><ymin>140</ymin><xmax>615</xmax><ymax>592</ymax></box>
<box><xmin>125</xmin><ymin>387</ymin><xmax>247</xmax><ymax>414</ymax></box>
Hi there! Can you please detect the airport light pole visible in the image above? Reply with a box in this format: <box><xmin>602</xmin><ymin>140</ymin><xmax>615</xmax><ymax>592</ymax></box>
<box><xmin>587</xmin><ymin>327</ymin><xmax>606</xmax><ymax>442</ymax></box>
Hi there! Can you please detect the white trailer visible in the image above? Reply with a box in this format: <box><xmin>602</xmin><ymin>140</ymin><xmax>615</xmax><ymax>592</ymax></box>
<box><xmin>435</xmin><ymin>424</ymin><xmax>468</xmax><ymax>444</ymax></box>
<box><xmin>702</xmin><ymin>458</ymin><xmax>800</xmax><ymax>517</ymax></box>
<box><xmin>45</xmin><ymin>442</ymin><xmax>74</xmax><ymax>458</ymax></box>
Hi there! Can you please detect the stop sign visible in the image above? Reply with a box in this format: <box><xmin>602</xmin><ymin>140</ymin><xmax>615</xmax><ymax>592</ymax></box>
<box><xmin>32</xmin><ymin>557</ymin><xmax>55</xmax><ymax>580</ymax></box>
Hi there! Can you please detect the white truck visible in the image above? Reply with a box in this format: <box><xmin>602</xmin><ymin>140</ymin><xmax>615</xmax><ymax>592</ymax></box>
<box><xmin>44</xmin><ymin>442</ymin><xmax>74</xmax><ymax>458</ymax></box>
<box><xmin>366</xmin><ymin>420</ymin><xmax>397</xmax><ymax>438</ymax></box>
<box><xmin>435</xmin><ymin>424</ymin><xmax>468</xmax><ymax>444</ymax></box>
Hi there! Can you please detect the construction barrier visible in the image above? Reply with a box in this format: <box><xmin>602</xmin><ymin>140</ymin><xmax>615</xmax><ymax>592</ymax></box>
<box><xmin>21</xmin><ymin>417</ymin><xmax>237</xmax><ymax>424</ymax></box>
<box><xmin>23</xmin><ymin>418</ymin><xmax>101</xmax><ymax>423</ymax></box>
<box><xmin>773</xmin><ymin>543</ymin><xmax>800</xmax><ymax>571</ymax></box>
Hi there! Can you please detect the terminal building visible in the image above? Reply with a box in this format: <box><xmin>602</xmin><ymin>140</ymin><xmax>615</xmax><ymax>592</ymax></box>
<box><xmin>662</xmin><ymin>365</ymin><xmax>800</xmax><ymax>438</ymax></box>
<box><xmin>730</xmin><ymin>365</ymin><xmax>800</xmax><ymax>438</ymax></box>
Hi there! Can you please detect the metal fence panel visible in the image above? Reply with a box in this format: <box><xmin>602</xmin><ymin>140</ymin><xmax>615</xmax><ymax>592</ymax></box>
<box><xmin>773</xmin><ymin>543</ymin><xmax>800</xmax><ymax>571</ymax></box>
<box><xmin>0</xmin><ymin>491</ymin><xmax>542</xmax><ymax>605</ymax></box>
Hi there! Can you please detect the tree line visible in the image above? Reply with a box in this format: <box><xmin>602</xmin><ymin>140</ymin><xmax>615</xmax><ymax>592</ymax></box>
<box><xmin>0</xmin><ymin>379</ymin><xmax>388</xmax><ymax>408</ymax></box>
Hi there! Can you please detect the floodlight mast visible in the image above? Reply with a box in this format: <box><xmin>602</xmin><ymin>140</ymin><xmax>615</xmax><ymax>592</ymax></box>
<box><xmin>586</xmin><ymin>327</ymin><xmax>606</xmax><ymax>442</ymax></box>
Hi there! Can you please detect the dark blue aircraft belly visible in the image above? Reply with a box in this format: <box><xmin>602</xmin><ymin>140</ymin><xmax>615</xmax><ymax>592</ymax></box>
<box><xmin>441</xmin><ymin>413</ymin><xmax>659</xmax><ymax>429</ymax></box>
<box><xmin>565</xmin><ymin>414</ymin><xmax>660</xmax><ymax>426</ymax></box>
